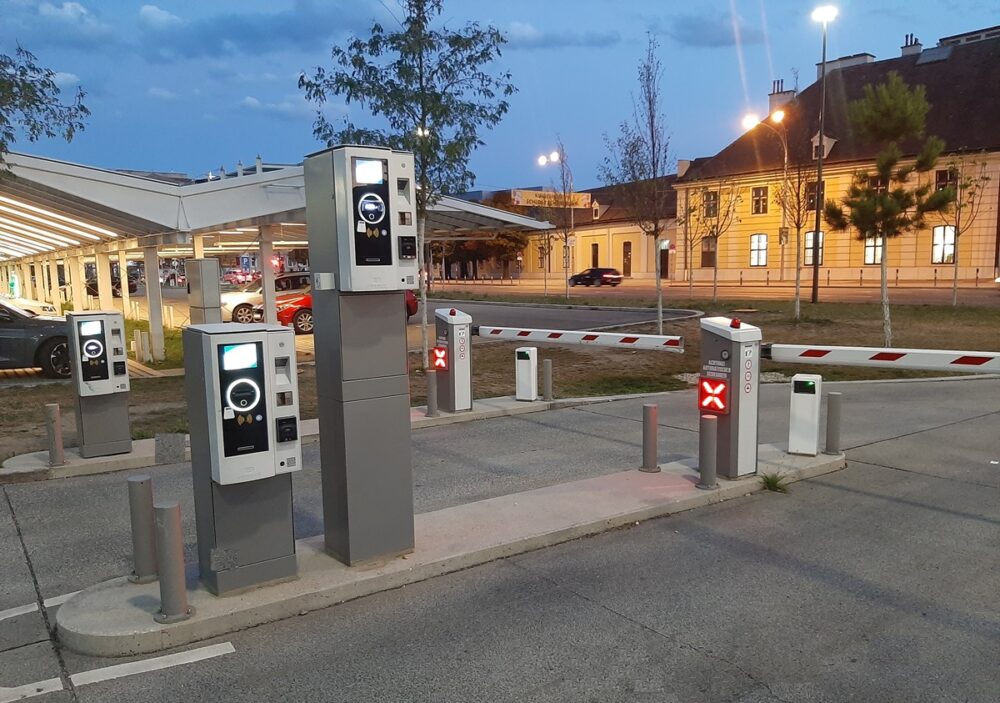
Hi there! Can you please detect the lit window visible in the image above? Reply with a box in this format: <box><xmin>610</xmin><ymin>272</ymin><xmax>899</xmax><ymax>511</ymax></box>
<box><xmin>864</xmin><ymin>236</ymin><xmax>882</xmax><ymax>265</ymax></box>
<box><xmin>750</xmin><ymin>233</ymin><xmax>767</xmax><ymax>267</ymax></box>
<box><xmin>700</xmin><ymin>236</ymin><xmax>717</xmax><ymax>268</ymax></box>
<box><xmin>935</xmin><ymin>169</ymin><xmax>957</xmax><ymax>192</ymax></box>
<box><xmin>751</xmin><ymin>187</ymin><xmax>768</xmax><ymax>215</ymax></box>
<box><xmin>804</xmin><ymin>231</ymin><xmax>824</xmax><ymax>266</ymax></box>
<box><xmin>703</xmin><ymin>191</ymin><xmax>719</xmax><ymax>218</ymax></box>
<box><xmin>932</xmin><ymin>225</ymin><xmax>955</xmax><ymax>264</ymax></box>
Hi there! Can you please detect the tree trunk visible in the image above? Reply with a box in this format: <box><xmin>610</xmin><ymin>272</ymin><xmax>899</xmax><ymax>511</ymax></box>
<box><xmin>418</xmin><ymin>215</ymin><xmax>429</xmax><ymax>368</ymax></box>
<box><xmin>711</xmin><ymin>252</ymin><xmax>719</xmax><ymax>304</ymax></box>
<box><xmin>951</xmin><ymin>236</ymin><xmax>959</xmax><ymax>307</ymax></box>
<box><xmin>793</xmin><ymin>228</ymin><xmax>802</xmax><ymax>321</ymax></box>
<box><xmin>653</xmin><ymin>234</ymin><xmax>663</xmax><ymax>335</ymax></box>
<box><xmin>880</xmin><ymin>233</ymin><xmax>892</xmax><ymax>347</ymax></box>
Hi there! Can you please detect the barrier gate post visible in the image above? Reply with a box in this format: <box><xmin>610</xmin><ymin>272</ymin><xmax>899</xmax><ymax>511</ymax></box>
<box><xmin>435</xmin><ymin>308</ymin><xmax>473</xmax><ymax>412</ymax></box>
<box><xmin>698</xmin><ymin>317</ymin><xmax>761</xmax><ymax>478</ymax></box>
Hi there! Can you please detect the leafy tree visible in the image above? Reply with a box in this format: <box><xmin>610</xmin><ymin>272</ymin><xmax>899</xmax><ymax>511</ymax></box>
<box><xmin>680</xmin><ymin>179</ymin><xmax>742</xmax><ymax>303</ymax></box>
<box><xmin>599</xmin><ymin>35</ymin><xmax>673</xmax><ymax>333</ymax></box>
<box><xmin>933</xmin><ymin>151</ymin><xmax>990</xmax><ymax>306</ymax></box>
<box><xmin>0</xmin><ymin>46</ymin><xmax>89</xmax><ymax>171</ymax></box>
<box><xmin>541</xmin><ymin>136</ymin><xmax>575</xmax><ymax>301</ymax></box>
<box><xmin>824</xmin><ymin>72</ymin><xmax>954</xmax><ymax>346</ymax></box>
<box><xmin>299</xmin><ymin>0</ymin><xmax>515</xmax><ymax>365</ymax></box>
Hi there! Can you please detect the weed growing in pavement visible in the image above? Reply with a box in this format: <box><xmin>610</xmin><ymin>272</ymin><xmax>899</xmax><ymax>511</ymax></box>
<box><xmin>759</xmin><ymin>473</ymin><xmax>789</xmax><ymax>493</ymax></box>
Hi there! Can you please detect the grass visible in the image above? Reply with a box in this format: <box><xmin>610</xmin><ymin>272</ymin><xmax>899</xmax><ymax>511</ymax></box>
<box><xmin>759</xmin><ymin>473</ymin><xmax>790</xmax><ymax>493</ymax></box>
<box><xmin>124</xmin><ymin>319</ymin><xmax>185</xmax><ymax>369</ymax></box>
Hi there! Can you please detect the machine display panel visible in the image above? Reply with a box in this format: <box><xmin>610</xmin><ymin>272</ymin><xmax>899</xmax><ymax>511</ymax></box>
<box><xmin>222</xmin><ymin>343</ymin><xmax>258</xmax><ymax>371</ymax></box>
<box><xmin>79</xmin><ymin>320</ymin><xmax>103</xmax><ymax>337</ymax></box>
<box><xmin>354</xmin><ymin>158</ymin><xmax>384</xmax><ymax>185</ymax></box>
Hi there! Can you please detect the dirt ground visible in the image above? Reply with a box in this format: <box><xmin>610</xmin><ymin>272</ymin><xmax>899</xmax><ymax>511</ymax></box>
<box><xmin>2</xmin><ymin>299</ymin><xmax>997</xmax><ymax>462</ymax></box>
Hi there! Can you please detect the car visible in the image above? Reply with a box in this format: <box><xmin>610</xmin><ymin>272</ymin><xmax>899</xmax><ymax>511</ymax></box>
<box><xmin>568</xmin><ymin>267</ymin><xmax>623</xmax><ymax>287</ymax></box>
<box><xmin>254</xmin><ymin>288</ymin><xmax>419</xmax><ymax>335</ymax></box>
<box><xmin>0</xmin><ymin>295</ymin><xmax>58</xmax><ymax>316</ymax></box>
<box><xmin>221</xmin><ymin>269</ymin><xmax>253</xmax><ymax>285</ymax></box>
<box><xmin>0</xmin><ymin>299</ymin><xmax>71</xmax><ymax>378</ymax></box>
<box><xmin>221</xmin><ymin>272</ymin><xmax>311</xmax><ymax>324</ymax></box>
<box><xmin>85</xmin><ymin>277</ymin><xmax>138</xmax><ymax>298</ymax></box>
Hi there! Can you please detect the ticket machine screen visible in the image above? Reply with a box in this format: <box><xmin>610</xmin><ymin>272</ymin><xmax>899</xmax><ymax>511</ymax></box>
<box><xmin>77</xmin><ymin>319</ymin><xmax>109</xmax><ymax>382</ymax></box>
<box><xmin>352</xmin><ymin>157</ymin><xmax>392</xmax><ymax>267</ymax></box>
<box><xmin>217</xmin><ymin>342</ymin><xmax>269</xmax><ymax>458</ymax></box>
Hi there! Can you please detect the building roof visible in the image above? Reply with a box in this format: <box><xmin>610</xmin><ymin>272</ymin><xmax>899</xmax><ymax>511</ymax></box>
<box><xmin>680</xmin><ymin>34</ymin><xmax>1000</xmax><ymax>183</ymax></box>
<box><xmin>581</xmin><ymin>175</ymin><xmax>678</xmax><ymax>224</ymax></box>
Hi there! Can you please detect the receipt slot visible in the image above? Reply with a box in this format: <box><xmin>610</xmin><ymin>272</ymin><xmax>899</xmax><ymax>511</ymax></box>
<box><xmin>67</xmin><ymin>311</ymin><xmax>132</xmax><ymax>457</ymax></box>
<box><xmin>699</xmin><ymin>316</ymin><xmax>761</xmax><ymax>478</ymax></box>
<box><xmin>515</xmin><ymin>347</ymin><xmax>538</xmax><ymax>402</ymax></box>
<box><xmin>435</xmin><ymin>308</ymin><xmax>473</xmax><ymax>412</ymax></box>
<box><xmin>183</xmin><ymin>323</ymin><xmax>301</xmax><ymax>595</ymax></box>
<box><xmin>788</xmin><ymin>374</ymin><xmax>822</xmax><ymax>456</ymax></box>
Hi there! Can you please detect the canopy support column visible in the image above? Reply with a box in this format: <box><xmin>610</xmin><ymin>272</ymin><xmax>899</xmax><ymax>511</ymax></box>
<box><xmin>117</xmin><ymin>249</ymin><xmax>131</xmax><ymax>319</ymax></box>
<box><xmin>48</xmin><ymin>257</ymin><xmax>61</xmax><ymax>308</ymax></box>
<box><xmin>192</xmin><ymin>234</ymin><xmax>205</xmax><ymax>259</ymax></box>
<box><xmin>69</xmin><ymin>256</ymin><xmax>86</xmax><ymax>312</ymax></box>
<box><xmin>143</xmin><ymin>246</ymin><xmax>165</xmax><ymax>361</ymax></box>
<box><xmin>95</xmin><ymin>251</ymin><xmax>114</xmax><ymax>310</ymax></box>
<box><xmin>21</xmin><ymin>262</ymin><xmax>34</xmax><ymax>300</ymax></box>
<box><xmin>260</xmin><ymin>227</ymin><xmax>278</xmax><ymax>325</ymax></box>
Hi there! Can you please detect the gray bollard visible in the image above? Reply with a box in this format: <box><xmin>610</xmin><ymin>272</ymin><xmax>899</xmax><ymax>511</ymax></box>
<box><xmin>140</xmin><ymin>331</ymin><xmax>152</xmax><ymax>362</ymax></box>
<box><xmin>133</xmin><ymin>329</ymin><xmax>144</xmax><ymax>361</ymax></box>
<box><xmin>44</xmin><ymin>403</ymin><xmax>64</xmax><ymax>467</ymax></box>
<box><xmin>640</xmin><ymin>404</ymin><xmax>660</xmax><ymax>473</ymax></box>
<box><xmin>697</xmin><ymin>415</ymin><xmax>719</xmax><ymax>489</ymax></box>
<box><xmin>425</xmin><ymin>368</ymin><xmax>440</xmax><ymax>418</ymax></box>
<box><xmin>127</xmin><ymin>475</ymin><xmax>158</xmax><ymax>584</ymax></box>
<box><xmin>153</xmin><ymin>501</ymin><xmax>193</xmax><ymax>624</ymax></box>
<box><xmin>825</xmin><ymin>392</ymin><xmax>842</xmax><ymax>455</ymax></box>
<box><xmin>542</xmin><ymin>359</ymin><xmax>553</xmax><ymax>401</ymax></box>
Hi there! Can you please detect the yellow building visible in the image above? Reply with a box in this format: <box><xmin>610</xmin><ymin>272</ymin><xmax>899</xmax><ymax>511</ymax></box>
<box><xmin>674</xmin><ymin>29</ymin><xmax>1000</xmax><ymax>287</ymax></box>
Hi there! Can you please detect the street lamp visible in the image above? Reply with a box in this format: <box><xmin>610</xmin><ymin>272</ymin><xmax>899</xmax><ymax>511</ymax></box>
<box><xmin>538</xmin><ymin>148</ymin><xmax>573</xmax><ymax>300</ymax></box>
<box><xmin>743</xmin><ymin>110</ymin><xmax>790</xmax><ymax>277</ymax></box>
<box><xmin>810</xmin><ymin>4</ymin><xmax>837</xmax><ymax>304</ymax></box>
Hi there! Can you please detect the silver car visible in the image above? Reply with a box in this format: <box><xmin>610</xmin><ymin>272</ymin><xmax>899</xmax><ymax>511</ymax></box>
<box><xmin>220</xmin><ymin>272</ymin><xmax>311</xmax><ymax>323</ymax></box>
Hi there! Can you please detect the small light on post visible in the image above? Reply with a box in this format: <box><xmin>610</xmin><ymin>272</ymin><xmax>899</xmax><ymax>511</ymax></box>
<box><xmin>537</xmin><ymin>155</ymin><xmax>548</xmax><ymax>166</ymax></box>
<box><xmin>811</xmin><ymin>5</ymin><xmax>838</xmax><ymax>23</ymax></box>
<box><xmin>549</xmin><ymin>151</ymin><xmax>560</xmax><ymax>163</ymax></box>
<box><xmin>741</xmin><ymin>113</ymin><xmax>761</xmax><ymax>131</ymax></box>
<box><xmin>771</xmin><ymin>109</ymin><xmax>785</xmax><ymax>124</ymax></box>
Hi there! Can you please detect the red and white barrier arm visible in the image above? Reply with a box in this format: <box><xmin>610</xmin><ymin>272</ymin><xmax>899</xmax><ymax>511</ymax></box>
<box><xmin>762</xmin><ymin>344</ymin><xmax>1000</xmax><ymax>374</ymax></box>
<box><xmin>473</xmin><ymin>326</ymin><xmax>684</xmax><ymax>353</ymax></box>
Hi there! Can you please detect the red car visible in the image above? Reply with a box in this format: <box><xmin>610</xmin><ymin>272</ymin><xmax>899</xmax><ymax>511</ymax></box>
<box><xmin>260</xmin><ymin>289</ymin><xmax>419</xmax><ymax>335</ymax></box>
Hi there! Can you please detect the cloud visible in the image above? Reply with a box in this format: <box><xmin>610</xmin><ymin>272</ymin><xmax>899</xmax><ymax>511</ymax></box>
<box><xmin>138</xmin><ymin>4</ymin><xmax>182</xmax><ymax>30</ymax></box>
<box><xmin>52</xmin><ymin>71</ymin><xmax>80</xmax><ymax>87</ymax></box>
<box><xmin>506</xmin><ymin>21</ymin><xmax>620</xmax><ymax>50</ymax></box>
<box><xmin>241</xmin><ymin>93</ymin><xmax>346</xmax><ymax>121</ymax></box>
<box><xmin>147</xmin><ymin>87</ymin><xmax>177</xmax><ymax>100</ymax></box>
<box><xmin>655</xmin><ymin>12</ymin><xmax>764</xmax><ymax>48</ymax></box>
<box><xmin>2</xmin><ymin>1</ymin><xmax>117</xmax><ymax>50</ymax></box>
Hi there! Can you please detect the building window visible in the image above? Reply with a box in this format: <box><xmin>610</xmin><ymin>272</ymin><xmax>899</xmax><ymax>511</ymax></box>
<box><xmin>870</xmin><ymin>175</ymin><xmax>889</xmax><ymax>194</ymax></box>
<box><xmin>932</xmin><ymin>225</ymin><xmax>955</xmax><ymax>264</ymax></box>
<box><xmin>700</xmin><ymin>236</ymin><xmax>717</xmax><ymax>268</ymax></box>
<box><xmin>751</xmin><ymin>187</ymin><xmax>768</xmax><ymax>215</ymax></box>
<box><xmin>935</xmin><ymin>169</ymin><xmax>957</xmax><ymax>192</ymax></box>
<box><xmin>703</xmin><ymin>191</ymin><xmax>719</xmax><ymax>218</ymax></box>
<box><xmin>864</xmin><ymin>236</ymin><xmax>883</xmax><ymax>265</ymax></box>
<box><xmin>804</xmin><ymin>231</ymin><xmax>824</xmax><ymax>266</ymax></box>
<box><xmin>592</xmin><ymin>202</ymin><xmax>600</xmax><ymax>220</ymax></box>
<box><xmin>590</xmin><ymin>243</ymin><xmax>599</xmax><ymax>268</ymax></box>
<box><xmin>806</xmin><ymin>182</ymin><xmax>825</xmax><ymax>210</ymax></box>
<box><xmin>749</xmin><ymin>233</ymin><xmax>767</xmax><ymax>267</ymax></box>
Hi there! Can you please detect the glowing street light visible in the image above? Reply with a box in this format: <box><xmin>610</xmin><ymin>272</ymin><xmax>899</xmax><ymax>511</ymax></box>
<box><xmin>741</xmin><ymin>113</ymin><xmax>761</xmax><ymax>131</ymax></box>
<box><xmin>810</xmin><ymin>4</ymin><xmax>838</xmax><ymax>304</ymax></box>
<box><xmin>811</xmin><ymin>5</ymin><xmax>838</xmax><ymax>24</ymax></box>
<box><xmin>771</xmin><ymin>109</ymin><xmax>785</xmax><ymax>124</ymax></box>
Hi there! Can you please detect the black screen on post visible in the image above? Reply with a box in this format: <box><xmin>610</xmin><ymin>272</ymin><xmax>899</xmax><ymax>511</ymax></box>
<box><xmin>352</xmin><ymin>157</ymin><xmax>392</xmax><ymax>267</ymax></box>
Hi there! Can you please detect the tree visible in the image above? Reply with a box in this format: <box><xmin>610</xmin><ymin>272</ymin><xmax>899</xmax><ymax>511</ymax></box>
<box><xmin>0</xmin><ymin>46</ymin><xmax>89</xmax><ymax>171</ymax></box>
<box><xmin>484</xmin><ymin>231</ymin><xmax>529</xmax><ymax>279</ymax></box>
<box><xmin>299</xmin><ymin>0</ymin><xmax>515</xmax><ymax>366</ymax></box>
<box><xmin>933</xmin><ymin>151</ymin><xmax>990</xmax><ymax>306</ymax></box>
<box><xmin>774</xmin><ymin>131</ymin><xmax>815</xmax><ymax>321</ymax></box>
<box><xmin>824</xmin><ymin>72</ymin><xmax>954</xmax><ymax>346</ymax></box>
<box><xmin>544</xmin><ymin>136</ymin><xmax>575</xmax><ymax>301</ymax></box>
<box><xmin>680</xmin><ymin>180</ymin><xmax>742</xmax><ymax>303</ymax></box>
<box><xmin>599</xmin><ymin>35</ymin><xmax>673</xmax><ymax>333</ymax></box>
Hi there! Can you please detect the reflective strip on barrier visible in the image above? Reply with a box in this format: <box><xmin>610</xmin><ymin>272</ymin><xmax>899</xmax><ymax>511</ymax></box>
<box><xmin>765</xmin><ymin>344</ymin><xmax>1000</xmax><ymax>374</ymax></box>
<box><xmin>475</xmin><ymin>326</ymin><xmax>684</xmax><ymax>353</ymax></box>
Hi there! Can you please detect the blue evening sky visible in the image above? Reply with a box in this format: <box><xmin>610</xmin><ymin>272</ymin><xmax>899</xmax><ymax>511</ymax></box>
<box><xmin>1</xmin><ymin>0</ymin><xmax>993</xmax><ymax>189</ymax></box>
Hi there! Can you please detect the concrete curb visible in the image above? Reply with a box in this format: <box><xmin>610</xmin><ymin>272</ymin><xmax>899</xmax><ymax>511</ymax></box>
<box><xmin>430</xmin><ymin>297</ymin><xmax>704</xmax><ymax>318</ymax></box>
<box><xmin>55</xmin><ymin>448</ymin><xmax>845</xmax><ymax>657</ymax></box>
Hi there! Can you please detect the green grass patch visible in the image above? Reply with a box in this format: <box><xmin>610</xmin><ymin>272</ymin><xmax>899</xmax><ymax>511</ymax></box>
<box><xmin>557</xmin><ymin>374</ymin><xmax>688</xmax><ymax>398</ymax></box>
<box><xmin>759</xmin><ymin>473</ymin><xmax>789</xmax><ymax>493</ymax></box>
<box><xmin>124</xmin><ymin>319</ymin><xmax>185</xmax><ymax>369</ymax></box>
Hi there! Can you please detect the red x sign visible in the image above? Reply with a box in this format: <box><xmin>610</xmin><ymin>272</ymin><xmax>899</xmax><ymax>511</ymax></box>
<box><xmin>698</xmin><ymin>377</ymin><xmax>729</xmax><ymax>414</ymax></box>
<box><xmin>431</xmin><ymin>346</ymin><xmax>448</xmax><ymax>370</ymax></box>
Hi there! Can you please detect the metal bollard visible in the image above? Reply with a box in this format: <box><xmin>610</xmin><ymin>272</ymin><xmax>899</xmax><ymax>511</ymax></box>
<box><xmin>44</xmin><ymin>403</ymin><xmax>64</xmax><ymax>467</ymax></box>
<box><xmin>542</xmin><ymin>359</ymin><xmax>553</xmax><ymax>401</ymax></box>
<box><xmin>640</xmin><ymin>404</ymin><xmax>660</xmax><ymax>473</ymax></box>
<box><xmin>127</xmin><ymin>475</ymin><xmax>158</xmax><ymax>584</ymax></box>
<box><xmin>824</xmin><ymin>392</ymin><xmax>842</xmax><ymax>455</ymax></box>
<box><xmin>697</xmin><ymin>415</ymin><xmax>719</xmax><ymax>489</ymax></box>
<box><xmin>153</xmin><ymin>501</ymin><xmax>193</xmax><ymax>624</ymax></box>
<box><xmin>425</xmin><ymin>368</ymin><xmax>440</xmax><ymax>418</ymax></box>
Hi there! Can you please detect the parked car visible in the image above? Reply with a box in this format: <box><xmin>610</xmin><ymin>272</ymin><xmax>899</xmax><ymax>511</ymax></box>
<box><xmin>221</xmin><ymin>272</ymin><xmax>311</xmax><ymax>324</ymax></box>
<box><xmin>221</xmin><ymin>269</ymin><xmax>254</xmax><ymax>285</ymax></box>
<box><xmin>0</xmin><ymin>295</ymin><xmax>58</xmax><ymax>316</ymax></box>
<box><xmin>568</xmin><ymin>267</ymin><xmax>623</xmax><ymax>287</ymax></box>
<box><xmin>86</xmin><ymin>277</ymin><xmax>138</xmax><ymax>298</ymax></box>
<box><xmin>255</xmin><ymin>288</ymin><xmax>418</xmax><ymax>335</ymax></box>
<box><xmin>0</xmin><ymin>300</ymin><xmax>71</xmax><ymax>378</ymax></box>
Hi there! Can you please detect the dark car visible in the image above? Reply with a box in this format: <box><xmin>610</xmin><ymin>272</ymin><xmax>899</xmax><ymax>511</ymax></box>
<box><xmin>86</xmin><ymin>277</ymin><xmax>138</xmax><ymax>298</ymax></box>
<box><xmin>0</xmin><ymin>300</ymin><xmax>71</xmax><ymax>378</ymax></box>
<box><xmin>568</xmin><ymin>267</ymin><xmax>623</xmax><ymax>287</ymax></box>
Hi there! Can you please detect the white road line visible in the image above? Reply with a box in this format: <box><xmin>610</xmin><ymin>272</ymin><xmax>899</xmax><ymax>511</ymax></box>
<box><xmin>0</xmin><ymin>677</ymin><xmax>63</xmax><ymax>703</ymax></box>
<box><xmin>70</xmin><ymin>642</ymin><xmax>236</xmax><ymax>687</ymax></box>
<box><xmin>0</xmin><ymin>591</ymin><xmax>82</xmax><ymax>623</ymax></box>
<box><xmin>42</xmin><ymin>591</ymin><xmax>79</xmax><ymax>608</ymax></box>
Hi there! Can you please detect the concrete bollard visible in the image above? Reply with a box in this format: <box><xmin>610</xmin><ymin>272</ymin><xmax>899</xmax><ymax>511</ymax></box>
<box><xmin>153</xmin><ymin>501</ymin><xmax>193</xmax><ymax>624</ymax></box>
<box><xmin>44</xmin><ymin>403</ymin><xmax>64</xmax><ymax>467</ymax></box>
<box><xmin>140</xmin><ymin>331</ymin><xmax>152</xmax><ymax>363</ymax></box>
<box><xmin>640</xmin><ymin>404</ymin><xmax>660</xmax><ymax>473</ymax></box>
<box><xmin>825</xmin><ymin>392</ymin><xmax>842</xmax><ymax>455</ymax></box>
<box><xmin>425</xmin><ymin>369</ymin><xmax>440</xmax><ymax>418</ymax></box>
<box><xmin>697</xmin><ymin>415</ymin><xmax>719</xmax><ymax>490</ymax></box>
<box><xmin>127</xmin><ymin>475</ymin><xmax>158</xmax><ymax>584</ymax></box>
<box><xmin>133</xmin><ymin>329</ymin><xmax>144</xmax><ymax>361</ymax></box>
<box><xmin>165</xmin><ymin>306</ymin><xmax>175</xmax><ymax>329</ymax></box>
<box><xmin>542</xmin><ymin>359</ymin><xmax>553</xmax><ymax>402</ymax></box>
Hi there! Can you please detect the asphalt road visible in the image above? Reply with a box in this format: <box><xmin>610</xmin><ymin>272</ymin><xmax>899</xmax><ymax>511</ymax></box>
<box><xmin>1</xmin><ymin>377</ymin><xmax>998</xmax><ymax>701</ymax></box>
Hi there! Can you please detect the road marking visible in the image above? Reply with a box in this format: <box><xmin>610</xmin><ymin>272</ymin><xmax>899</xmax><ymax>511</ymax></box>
<box><xmin>0</xmin><ymin>591</ymin><xmax>80</xmax><ymax>623</ymax></box>
<box><xmin>70</xmin><ymin>642</ymin><xmax>236</xmax><ymax>687</ymax></box>
<box><xmin>0</xmin><ymin>643</ymin><xmax>235</xmax><ymax>701</ymax></box>
<box><xmin>42</xmin><ymin>591</ymin><xmax>79</xmax><ymax>608</ymax></box>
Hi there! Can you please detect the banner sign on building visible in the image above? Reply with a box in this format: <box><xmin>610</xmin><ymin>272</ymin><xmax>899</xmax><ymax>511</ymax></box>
<box><xmin>511</xmin><ymin>189</ymin><xmax>591</xmax><ymax>209</ymax></box>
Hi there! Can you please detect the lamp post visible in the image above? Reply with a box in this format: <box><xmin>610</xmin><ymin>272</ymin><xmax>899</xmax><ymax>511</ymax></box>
<box><xmin>538</xmin><ymin>149</ymin><xmax>573</xmax><ymax>300</ymax></box>
<box><xmin>743</xmin><ymin>110</ymin><xmax>789</xmax><ymax>279</ymax></box>
<box><xmin>810</xmin><ymin>4</ymin><xmax>837</xmax><ymax>304</ymax></box>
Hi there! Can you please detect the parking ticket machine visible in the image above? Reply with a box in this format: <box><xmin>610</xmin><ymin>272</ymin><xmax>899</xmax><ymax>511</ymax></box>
<box><xmin>67</xmin><ymin>311</ymin><xmax>132</xmax><ymax>457</ymax></box>
<box><xmin>183</xmin><ymin>323</ymin><xmax>301</xmax><ymax>594</ymax></box>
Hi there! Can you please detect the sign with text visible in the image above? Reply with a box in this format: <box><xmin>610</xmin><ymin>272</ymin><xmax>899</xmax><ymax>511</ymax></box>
<box><xmin>511</xmin><ymin>189</ymin><xmax>591</xmax><ymax>209</ymax></box>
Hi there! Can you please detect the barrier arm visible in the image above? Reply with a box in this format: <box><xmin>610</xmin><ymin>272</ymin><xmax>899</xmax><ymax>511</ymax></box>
<box><xmin>761</xmin><ymin>343</ymin><xmax>1000</xmax><ymax>374</ymax></box>
<box><xmin>473</xmin><ymin>325</ymin><xmax>684</xmax><ymax>353</ymax></box>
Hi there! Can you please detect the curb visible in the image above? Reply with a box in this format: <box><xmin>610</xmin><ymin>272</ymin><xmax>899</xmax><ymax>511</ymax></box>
<box><xmin>429</xmin><ymin>297</ymin><xmax>704</xmax><ymax>318</ymax></box>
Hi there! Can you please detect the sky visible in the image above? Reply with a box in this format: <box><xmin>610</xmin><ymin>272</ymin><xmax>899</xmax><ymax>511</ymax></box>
<box><xmin>1</xmin><ymin>0</ymin><xmax>994</xmax><ymax>191</ymax></box>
